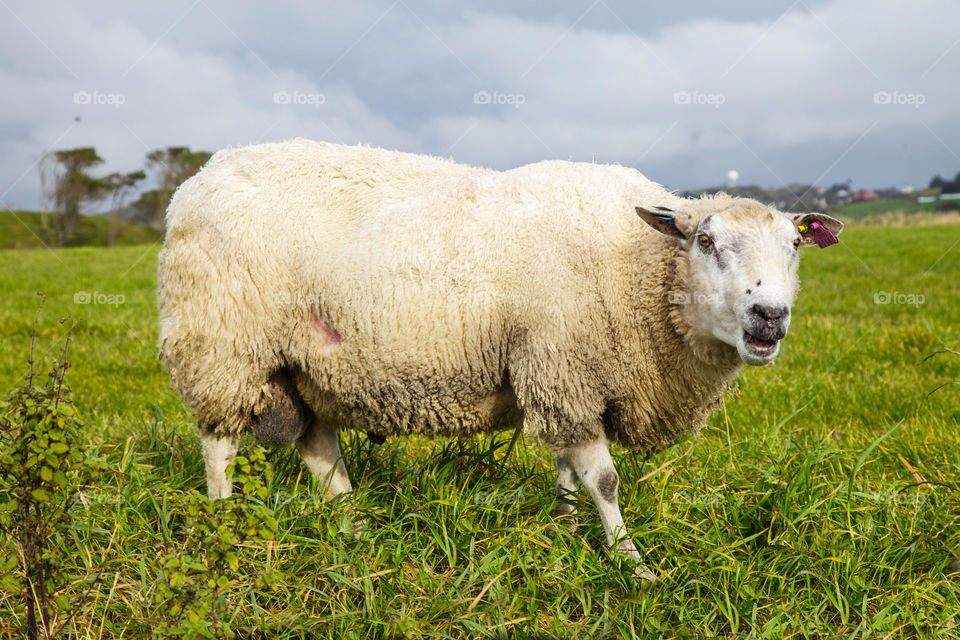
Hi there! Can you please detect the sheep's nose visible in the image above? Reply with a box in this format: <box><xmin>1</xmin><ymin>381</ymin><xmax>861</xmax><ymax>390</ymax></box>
<box><xmin>751</xmin><ymin>304</ymin><xmax>789</xmax><ymax>323</ymax></box>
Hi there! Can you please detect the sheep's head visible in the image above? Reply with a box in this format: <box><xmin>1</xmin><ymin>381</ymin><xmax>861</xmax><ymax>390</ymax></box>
<box><xmin>636</xmin><ymin>198</ymin><xmax>843</xmax><ymax>366</ymax></box>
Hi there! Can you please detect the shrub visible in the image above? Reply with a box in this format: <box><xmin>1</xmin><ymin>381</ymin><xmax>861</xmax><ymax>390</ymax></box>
<box><xmin>0</xmin><ymin>295</ymin><xmax>107</xmax><ymax>639</ymax></box>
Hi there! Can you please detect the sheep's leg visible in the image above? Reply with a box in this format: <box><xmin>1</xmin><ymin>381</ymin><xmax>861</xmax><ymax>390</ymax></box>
<box><xmin>295</xmin><ymin>418</ymin><xmax>353</xmax><ymax>501</ymax></box>
<box><xmin>199</xmin><ymin>425</ymin><xmax>239</xmax><ymax>500</ymax></box>
<box><xmin>564</xmin><ymin>439</ymin><xmax>656</xmax><ymax>582</ymax></box>
<box><xmin>551</xmin><ymin>453</ymin><xmax>579</xmax><ymax>517</ymax></box>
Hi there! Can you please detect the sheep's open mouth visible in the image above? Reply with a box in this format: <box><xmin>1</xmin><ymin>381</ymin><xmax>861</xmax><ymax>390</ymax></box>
<box><xmin>742</xmin><ymin>331</ymin><xmax>778</xmax><ymax>356</ymax></box>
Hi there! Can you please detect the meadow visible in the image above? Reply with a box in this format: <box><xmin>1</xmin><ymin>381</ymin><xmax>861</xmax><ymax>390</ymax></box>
<box><xmin>0</xmin><ymin>221</ymin><xmax>959</xmax><ymax>638</ymax></box>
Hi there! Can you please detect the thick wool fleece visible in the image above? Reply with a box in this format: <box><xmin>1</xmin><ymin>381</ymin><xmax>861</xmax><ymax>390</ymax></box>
<box><xmin>157</xmin><ymin>139</ymin><xmax>743</xmax><ymax>454</ymax></box>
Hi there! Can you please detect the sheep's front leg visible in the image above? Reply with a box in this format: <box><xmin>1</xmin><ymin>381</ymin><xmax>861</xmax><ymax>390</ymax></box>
<box><xmin>199</xmin><ymin>425</ymin><xmax>239</xmax><ymax>500</ymax></box>
<box><xmin>564</xmin><ymin>438</ymin><xmax>656</xmax><ymax>582</ymax></box>
<box><xmin>295</xmin><ymin>418</ymin><xmax>353</xmax><ymax>501</ymax></box>
<box><xmin>552</xmin><ymin>453</ymin><xmax>579</xmax><ymax>517</ymax></box>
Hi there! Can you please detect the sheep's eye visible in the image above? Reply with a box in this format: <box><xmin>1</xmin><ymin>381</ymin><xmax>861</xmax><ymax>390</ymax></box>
<box><xmin>698</xmin><ymin>234</ymin><xmax>713</xmax><ymax>249</ymax></box>
<box><xmin>793</xmin><ymin>237</ymin><xmax>801</xmax><ymax>249</ymax></box>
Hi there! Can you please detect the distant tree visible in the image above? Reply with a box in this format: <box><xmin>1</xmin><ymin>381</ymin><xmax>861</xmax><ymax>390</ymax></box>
<box><xmin>137</xmin><ymin>147</ymin><xmax>212</xmax><ymax>229</ymax></box>
<box><xmin>928</xmin><ymin>172</ymin><xmax>960</xmax><ymax>193</ymax></box>
<box><xmin>128</xmin><ymin>188</ymin><xmax>171</xmax><ymax>230</ymax></box>
<box><xmin>52</xmin><ymin>148</ymin><xmax>109</xmax><ymax>245</ymax></box>
<box><xmin>103</xmin><ymin>170</ymin><xmax>146</xmax><ymax>247</ymax></box>
<box><xmin>37</xmin><ymin>152</ymin><xmax>58</xmax><ymax>233</ymax></box>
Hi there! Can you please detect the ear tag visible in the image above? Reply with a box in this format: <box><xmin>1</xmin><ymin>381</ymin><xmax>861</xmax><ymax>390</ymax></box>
<box><xmin>809</xmin><ymin>220</ymin><xmax>838</xmax><ymax>248</ymax></box>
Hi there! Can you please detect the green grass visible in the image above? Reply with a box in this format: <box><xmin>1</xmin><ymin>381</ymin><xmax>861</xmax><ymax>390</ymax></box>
<box><xmin>829</xmin><ymin>198</ymin><xmax>958</xmax><ymax>221</ymax></box>
<box><xmin>0</xmin><ymin>210</ymin><xmax>162</xmax><ymax>250</ymax></box>
<box><xmin>0</xmin><ymin>224</ymin><xmax>959</xmax><ymax>638</ymax></box>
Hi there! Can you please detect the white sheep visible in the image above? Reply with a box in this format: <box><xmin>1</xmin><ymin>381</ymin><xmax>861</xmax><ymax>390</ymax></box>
<box><xmin>157</xmin><ymin>139</ymin><xmax>843</xmax><ymax>581</ymax></box>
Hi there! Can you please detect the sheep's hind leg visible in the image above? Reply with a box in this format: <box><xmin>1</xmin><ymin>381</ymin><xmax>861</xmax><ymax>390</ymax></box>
<box><xmin>199</xmin><ymin>424</ymin><xmax>239</xmax><ymax>500</ymax></box>
<box><xmin>296</xmin><ymin>419</ymin><xmax>365</xmax><ymax>537</ymax></box>
<box><xmin>296</xmin><ymin>418</ymin><xmax>353</xmax><ymax>500</ymax></box>
<box><xmin>563</xmin><ymin>438</ymin><xmax>656</xmax><ymax>582</ymax></box>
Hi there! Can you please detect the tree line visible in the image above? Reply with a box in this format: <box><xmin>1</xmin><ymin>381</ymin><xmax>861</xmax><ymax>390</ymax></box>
<box><xmin>38</xmin><ymin>146</ymin><xmax>212</xmax><ymax>246</ymax></box>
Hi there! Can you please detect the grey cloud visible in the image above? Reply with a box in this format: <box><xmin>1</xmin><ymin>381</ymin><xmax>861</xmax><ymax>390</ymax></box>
<box><xmin>1</xmin><ymin>0</ymin><xmax>958</xmax><ymax>210</ymax></box>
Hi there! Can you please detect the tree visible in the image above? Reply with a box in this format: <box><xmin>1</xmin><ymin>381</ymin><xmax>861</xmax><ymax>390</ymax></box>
<box><xmin>52</xmin><ymin>148</ymin><xmax>109</xmax><ymax>245</ymax></box>
<box><xmin>137</xmin><ymin>147</ymin><xmax>212</xmax><ymax>229</ymax></box>
<box><xmin>103</xmin><ymin>170</ymin><xmax>146</xmax><ymax>247</ymax></box>
<box><xmin>37</xmin><ymin>152</ymin><xmax>58</xmax><ymax>234</ymax></box>
<box><xmin>128</xmin><ymin>189</ymin><xmax>171</xmax><ymax>229</ymax></box>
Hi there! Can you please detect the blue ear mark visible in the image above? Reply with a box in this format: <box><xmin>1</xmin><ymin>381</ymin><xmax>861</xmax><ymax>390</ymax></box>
<box><xmin>653</xmin><ymin>206</ymin><xmax>675</xmax><ymax>213</ymax></box>
<box><xmin>653</xmin><ymin>215</ymin><xmax>675</xmax><ymax>224</ymax></box>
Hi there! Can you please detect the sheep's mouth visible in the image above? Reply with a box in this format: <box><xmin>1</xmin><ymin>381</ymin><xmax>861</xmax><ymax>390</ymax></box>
<box><xmin>740</xmin><ymin>330</ymin><xmax>779</xmax><ymax>362</ymax></box>
<box><xmin>737</xmin><ymin>331</ymin><xmax>780</xmax><ymax>365</ymax></box>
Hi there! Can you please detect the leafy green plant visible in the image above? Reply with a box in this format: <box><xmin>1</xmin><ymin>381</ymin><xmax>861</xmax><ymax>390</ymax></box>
<box><xmin>0</xmin><ymin>295</ymin><xmax>106</xmax><ymax>640</ymax></box>
<box><xmin>150</xmin><ymin>446</ymin><xmax>280</xmax><ymax>639</ymax></box>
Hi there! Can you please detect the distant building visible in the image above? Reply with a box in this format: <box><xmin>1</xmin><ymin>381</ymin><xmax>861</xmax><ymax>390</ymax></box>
<box><xmin>849</xmin><ymin>190</ymin><xmax>879</xmax><ymax>202</ymax></box>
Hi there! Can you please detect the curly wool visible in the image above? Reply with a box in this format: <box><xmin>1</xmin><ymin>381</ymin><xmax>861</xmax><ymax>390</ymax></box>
<box><xmin>157</xmin><ymin>140</ymin><xmax>743</xmax><ymax>454</ymax></box>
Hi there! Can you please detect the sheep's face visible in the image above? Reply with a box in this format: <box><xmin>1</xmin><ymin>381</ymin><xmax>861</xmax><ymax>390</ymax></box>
<box><xmin>636</xmin><ymin>200</ymin><xmax>843</xmax><ymax>366</ymax></box>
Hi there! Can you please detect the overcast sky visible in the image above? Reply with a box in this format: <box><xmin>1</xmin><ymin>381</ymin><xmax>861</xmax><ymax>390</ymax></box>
<box><xmin>2</xmin><ymin>0</ymin><xmax>959</xmax><ymax>210</ymax></box>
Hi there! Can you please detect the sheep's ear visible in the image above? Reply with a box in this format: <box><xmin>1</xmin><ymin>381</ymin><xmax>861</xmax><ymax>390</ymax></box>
<box><xmin>636</xmin><ymin>205</ymin><xmax>689</xmax><ymax>239</ymax></box>
<box><xmin>789</xmin><ymin>212</ymin><xmax>844</xmax><ymax>248</ymax></box>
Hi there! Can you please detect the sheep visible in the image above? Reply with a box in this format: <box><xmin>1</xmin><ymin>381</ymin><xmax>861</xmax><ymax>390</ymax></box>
<box><xmin>157</xmin><ymin>139</ymin><xmax>843</xmax><ymax>581</ymax></box>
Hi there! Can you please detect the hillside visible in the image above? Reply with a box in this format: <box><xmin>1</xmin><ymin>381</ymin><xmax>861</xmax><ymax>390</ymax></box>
<box><xmin>0</xmin><ymin>210</ymin><xmax>162</xmax><ymax>250</ymax></box>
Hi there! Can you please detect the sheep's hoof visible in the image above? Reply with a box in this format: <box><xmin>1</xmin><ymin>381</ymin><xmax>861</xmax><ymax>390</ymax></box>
<box><xmin>351</xmin><ymin>517</ymin><xmax>369</xmax><ymax>540</ymax></box>
<box><xmin>550</xmin><ymin>509</ymin><xmax>578</xmax><ymax>533</ymax></box>
<box><xmin>616</xmin><ymin>553</ymin><xmax>657</xmax><ymax>585</ymax></box>
<box><xmin>633</xmin><ymin>564</ymin><xmax>657</xmax><ymax>584</ymax></box>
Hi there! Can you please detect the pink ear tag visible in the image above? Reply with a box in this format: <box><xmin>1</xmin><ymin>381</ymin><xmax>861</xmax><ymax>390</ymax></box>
<box><xmin>810</xmin><ymin>220</ymin><xmax>838</xmax><ymax>248</ymax></box>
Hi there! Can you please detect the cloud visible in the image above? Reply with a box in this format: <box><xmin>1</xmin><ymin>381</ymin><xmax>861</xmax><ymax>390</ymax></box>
<box><xmin>1</xmin><ymin>0</ymin><xmax>958</xmax><ymax>210</ymax></box>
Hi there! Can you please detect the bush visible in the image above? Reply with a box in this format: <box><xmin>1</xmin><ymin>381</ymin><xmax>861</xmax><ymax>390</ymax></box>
<box><xmin>0</xmin><ymin>295</ymin><xmax>107</xmax><ymax>639</ymax></box>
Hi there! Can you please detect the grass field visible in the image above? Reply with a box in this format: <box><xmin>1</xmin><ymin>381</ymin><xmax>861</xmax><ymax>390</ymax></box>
<box><xmin>829</xmin><ymin>199</ymin><xmax>959</xmax><ymax>222</ymax></box>
<box><xmin>0</xmin><ymin>223</ymin><xmax>959</xmax><ymax>638</ymax></box>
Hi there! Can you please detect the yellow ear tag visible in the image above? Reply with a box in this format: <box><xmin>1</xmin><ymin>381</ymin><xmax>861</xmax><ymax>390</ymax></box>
<box><xmin>797</xmin><ymin>223</ymin><xmax>809</xmax><ymax>234</ymax></box>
